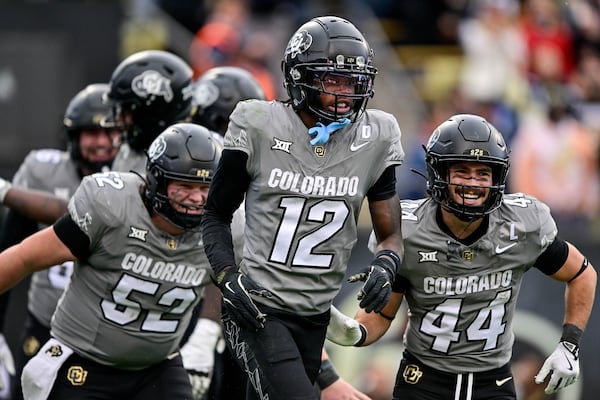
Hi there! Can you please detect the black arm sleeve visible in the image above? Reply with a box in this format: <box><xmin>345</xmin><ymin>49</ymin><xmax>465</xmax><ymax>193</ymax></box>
<box><xmin>0</xmin><ymin>292</ymin><xmax>10</xmax><ymax>331</ymax></box>
<box><xmin>53</xmin><ymin>213</ymin><xmax>91</xmax><ymax>260</ymax></box>
<box><xmin>201</xmin><ymin>149</ymin><xmax>250</xmax><ymax>274</ymax></box>
<box><xmin>366</xmin><ymin>165</ymin><xmax>397</xmax><ymax>202</ymax></box>
<box><xmin>392</xmin><ymin>275</ymin><xmax>410</xmax><ymax>293</ymax></box>
<box><xmin>533</xmin><ymin>236</ymin><xmax>569</xmax><ymax>275</ymax></box>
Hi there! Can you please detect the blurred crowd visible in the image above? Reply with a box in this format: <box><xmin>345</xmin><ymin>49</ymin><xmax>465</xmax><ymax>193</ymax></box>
<box><xmin>386</xmin><ymin>0</ymin><xmax>600</xmax><ymax>243</ymax></box>
<box><xmin>121</xmin><ymin>0</ymin><xmax>600</xmax><ymax>240</ymax></box>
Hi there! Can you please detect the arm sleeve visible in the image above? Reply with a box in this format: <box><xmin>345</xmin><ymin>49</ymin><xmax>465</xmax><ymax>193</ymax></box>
<box><xmin>366</xmin><ymin>165</ymin><xmax>397</xmax><ymax>202</ymax></box>
<box><xmin>53</xmin><ymin>213</ymin><xmax>91</xmax><ymax>260</ymax></box>
<box><xmin>0</xmin><ymin>292</ymin><xmax>10</xmax><ymax>331</ymax></box>
<box><xmin>202</xmin><ymin>149</ymin><xmax>250</xmax><ymax>274</ymax></box>
<box><xmin>533</xmin><ymin>236</ymin><xmax>568</xmax><ymax>275</ymax></box>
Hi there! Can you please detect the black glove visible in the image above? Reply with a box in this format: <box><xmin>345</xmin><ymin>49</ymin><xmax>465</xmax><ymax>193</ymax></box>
<box><xmin>216</xmin><ymin>267</ymin><xmax>272</xmax><ymax>330</ymax></box>
<box><xmin>348</xmin><ymin>250</ymin><xmax>399</xmax><ymax>313</ymax></box>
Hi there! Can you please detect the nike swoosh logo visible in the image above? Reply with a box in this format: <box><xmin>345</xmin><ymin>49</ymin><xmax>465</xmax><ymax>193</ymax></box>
<box><xmin>495</xmin><ymin>243</ymin><xmax>517</xmax><ymax>254</ymax></box>
<box><xmin>224</xmin><ymin>281</ymin><xmax>235</xmax><ymax>294</ymax></box>
<box><xmin>350</xmin><ymin>142</ymin><xmax>368</xmax><ymax>151</ymax></box>
<box><xmin>562</xmin><ymin>351</ymin><xmax>574</xmax><ymax>371</ymax></box>
<box><xmin>496</xmin><ymin>377</ymin><xmax>513</xmax><ymax>386</ymax></box>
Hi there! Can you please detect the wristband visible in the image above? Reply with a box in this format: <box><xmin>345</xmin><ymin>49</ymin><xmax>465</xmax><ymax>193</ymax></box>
<box><xmin>354</xmin><ymin>325</ymin><xmax>367</xmax><ymax>347</ymax></box>
<box><xmin>560</xmin><ymin>323</ymin><xmax>583</xmax><ymax>346</ymax></box>
<box><xmin>378</xmin><ymin>311</ymin><xmax>395</xmax><ymax>321</ymax></box>
<box><xmin>316</xmin><ymin>358</ymin><xmax>339</xmax><ymax>390</ymax></box>
<box><xmin>373</xmin><ymin>249</ymin><xmax>402</xmax><ymax>275</ymax></box>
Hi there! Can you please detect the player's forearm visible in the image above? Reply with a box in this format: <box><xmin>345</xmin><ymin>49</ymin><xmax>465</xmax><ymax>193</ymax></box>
<box><xmin>4</xmin><ymin>186</ymin><xmax>69</xmax><ymax>225</ymax></box>
<box><xmin>564</xmin><ymin>264</ymin><xmax>596</xmax><ymax>330</ymax></box>
<box><xmin>201</xmin><ymin>208</ymin><xmax>237</xmax><ymax>276</ymax></box>
<box><xmin>353</xmin><ymin>309</ymin><xmax>391</xmax><ymax>345</ymax></box>
<box><xmin>354</xmin><ymin>291</ymin><xmax>403</xmax><ymax>345</ymax></box>
<box><xmin>369</xmin><ymin>196</ymin><xmax>404</xmax><ymax>258</ymax></box>
<box><xmin>0</xmin><ymin>227</ymin><xmax>75</xmax><ymax>293</ymax></box>
<box><xmin>0</xmin><ymin>245</ymin><xmax>35</xmax><ymax>293</ymax></box>
<box><xmin>199</xmin><ymin>283</ymin><xmax>222</xmax><ymax>322</ymax></box>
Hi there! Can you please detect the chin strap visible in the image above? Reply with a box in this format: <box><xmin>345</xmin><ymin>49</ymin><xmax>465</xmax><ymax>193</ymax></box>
<box><xmin>308</xmin><ymin>118</ymin><xmax>350</xmax><ymax>145</ymax></box>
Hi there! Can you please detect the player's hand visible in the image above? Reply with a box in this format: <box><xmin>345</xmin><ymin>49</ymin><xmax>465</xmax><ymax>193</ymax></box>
<box><xmin>348</xmin><ymin>264</ymin><xmax>393</xmax><ymax>313</ymax></box>
<box><xmin>0</xmin><ymin>334</ymin><xmax>15</xmax><ymax>398</ymax></box>
<box><xmin>180</xmin><ymin>318</ymin><xmax>222</xmax><ymax>399</ymax></box>
<box><xmin>0</xmin><ymin>178</ymin><xmax>12</xmax><ymax>204</ymax></box>
<box><xmin>216</xmin><ymin>268</ymin><xmax>272</xmax><ymax>330</ymax></box>
<box><xmin>326</xmin><ymin>305</ymin><xmax>366</xmax><ymax>346</ymax></box>
<box><xmin>535</xmin><ymin>341</ymin><xmax>579</xmax><ymax>394</ymax></box>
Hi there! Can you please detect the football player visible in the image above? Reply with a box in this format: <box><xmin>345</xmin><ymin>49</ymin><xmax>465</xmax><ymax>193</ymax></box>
<box><xmin>107</xmin><ymin>49</ymin><xmax>195</xmax><ymax>174</ymax></box>
<box><xmin>190</xmin><ymin>65</ymin><xmax>266</xmax><ymax>400</ymax></box>
<box><xmin>200</xmin><ymin>15</ymin><xmax>405</xmax><ymax>399</ymax></box>
<box><xmin>327</xmin><ymin>114</ymin><xmax>597</xmax><ymax>399</ymax></box>
<box><xmin>191</xmin><ymin>65</ymin><xmax>266</xmax><ymax>136</ymax></box>
<box><xmin>0</xmin><ymin>123</ymin><xmax>238</xmax><ymax>400</ymax></box>
<box><xmin>0</xmin><ymin>83</ymin><xmax>121</xmax><ymax>400</ymax></box>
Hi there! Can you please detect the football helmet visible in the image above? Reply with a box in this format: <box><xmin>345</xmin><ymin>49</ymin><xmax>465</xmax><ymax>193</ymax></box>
<box><xmin>63</xmin><ymin>83</ymin><xmax>118</xmax><ymax>173</ymax></box>
<box><xmin>425</xmin><ymin>114</ymin><xmax>510</xmax><ymax>221</ymax></box>
<box><xmin>106</xmin><ymin>50</ymin><xmax>194</xmax><ymax>152</ymax></box>
<box><xmin>192</xmin><ymin>66</ymin><xmax>266</xmax><ymax>134</ymax></box>
<box><xmin>145</xmin><ymin>123</ymin><xmax>221</xmax><ymax>229</ymax></box>
<box><xmin>282</xmin><ymin>16</ymin><xmax>377</xmax><ymax>124</ymax></box>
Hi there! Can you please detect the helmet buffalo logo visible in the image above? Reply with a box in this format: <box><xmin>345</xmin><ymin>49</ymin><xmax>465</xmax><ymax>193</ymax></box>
<box><xmin>148</xmin><ymin>136</ymin><xmax>167</xmax><ymax>161</ymax></box>
<box><xmin>285</xmin><ymin>30</ymin><xmax>312</xmax><ymax>59</ymax></box>
<box><xmin>193</xmin><ymin>81</ymin><xmax>220</xmax><ymax>107</ymax></box>
<box><xmin>132</xmin><ymin>70</ymin><xmax>174</xmax><ymax>103</ymax></box>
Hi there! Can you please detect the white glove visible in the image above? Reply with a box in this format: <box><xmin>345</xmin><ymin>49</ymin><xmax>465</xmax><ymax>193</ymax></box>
<box><xmin>535</xmin><ymin>341</ymin><xmax>579</xmax><ymax>394</ymax></box>
<box><xmin>0</xmin><ymin>334</ymin><xmax>15</xmax><ymax>399</ymax></box>
<box><xmin>180</xmin><ymin>318</ymin><xmax>222</xmax><ymax>399</ymax></box>
<box><xmin>326</xmin><ymin>305</ymin><xmax>366</xmax><ymax>346</ymax></box>
<box><xmin>0</xmin><ymin>178</ymin><xmax>11</xmax><ymax>204</ymax></box>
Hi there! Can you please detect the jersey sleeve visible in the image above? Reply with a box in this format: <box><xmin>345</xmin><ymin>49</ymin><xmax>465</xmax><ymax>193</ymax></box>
<box><xmin>67</xmin><ymin>172</ymin><xmax>124</xmax><ymax>251</ymax></box>
<box><xmin>12</xmin><ymin>149</ymin><xmax>65</xmax><ymax>187</ymax></box>
<box><xmin>502</xmin><ymin>193</ymin><xmax>558</xmax><ymax>257</ymax></box>
<box><xmin>223</xmin><ymin>99</ymin><xmax>258</xmax><ymax>155</ymax></box>
<box><xmin>380</xmin><ymin>111</ymin><xmax>405</xmax><ymax>169</ymax></box>
<box><xmin>534</xmin><ymin>197</ymin><xmax>558</xmax><ymax>253</ymax></box>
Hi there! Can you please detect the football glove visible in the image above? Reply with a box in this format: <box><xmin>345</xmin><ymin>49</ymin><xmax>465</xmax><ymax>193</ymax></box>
<box><xmin>180</xmin><ymin>318</ymin><xmax>222</xmax><ymax>399</ymax></box>
<box><xmin>326</xmin><ymin>305</ymin><xmax>366</xmax><ymax>347</ymax></box>
<box><xmin>348</xmin><ymin>252</ymin><xmax>397</xmax><ymax>313</ymax></box>
<box><xmin>0</xmin><ymin>178</ymin><xmax>11</xmax><ymax>204</ymax></box>
<box><xmin>535</xmin><ymin>341</ymin><xmax>579</xmax><ymax>394</ymax></box>
<box><xmin>0</xmin><ymin>334</ymin><xmax>14</xmax><ymax>399</ymax></box>
<box><xmin>216</xmin><ymin>267</ymin><xmax>272</xmax><ymax>330</ymax></box>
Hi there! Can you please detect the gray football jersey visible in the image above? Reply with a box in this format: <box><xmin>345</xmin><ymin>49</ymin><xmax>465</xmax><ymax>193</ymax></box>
<box><xmin>51</xmin><ymin>171</ymin><xmax>237</xmax><ymax>369</ymax></box>
<box><xmin>12</xmin><ymin>149</ymin><xmax>81</xmax><ymax>327</ymax></box>
<box><xmin>224</xmin><ymin>100</ymin><xmax>404</xmax><ymax>315</ymax></box>
<box><xmin>111</xmin><ymin>143</ymin><xmax>146</xmax><ymax>174</ymax></box>
<box><xmin>370</xmin><ymin>194</ymin><xmax>557</xmax><ymax>373</ymax></box>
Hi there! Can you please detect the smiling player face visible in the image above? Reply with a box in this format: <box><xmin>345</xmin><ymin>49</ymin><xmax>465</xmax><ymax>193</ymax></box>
<box><xmin>447</xmin><ymin>161</ymin><xmax>493</xmax><ymax>208</ymax></box>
